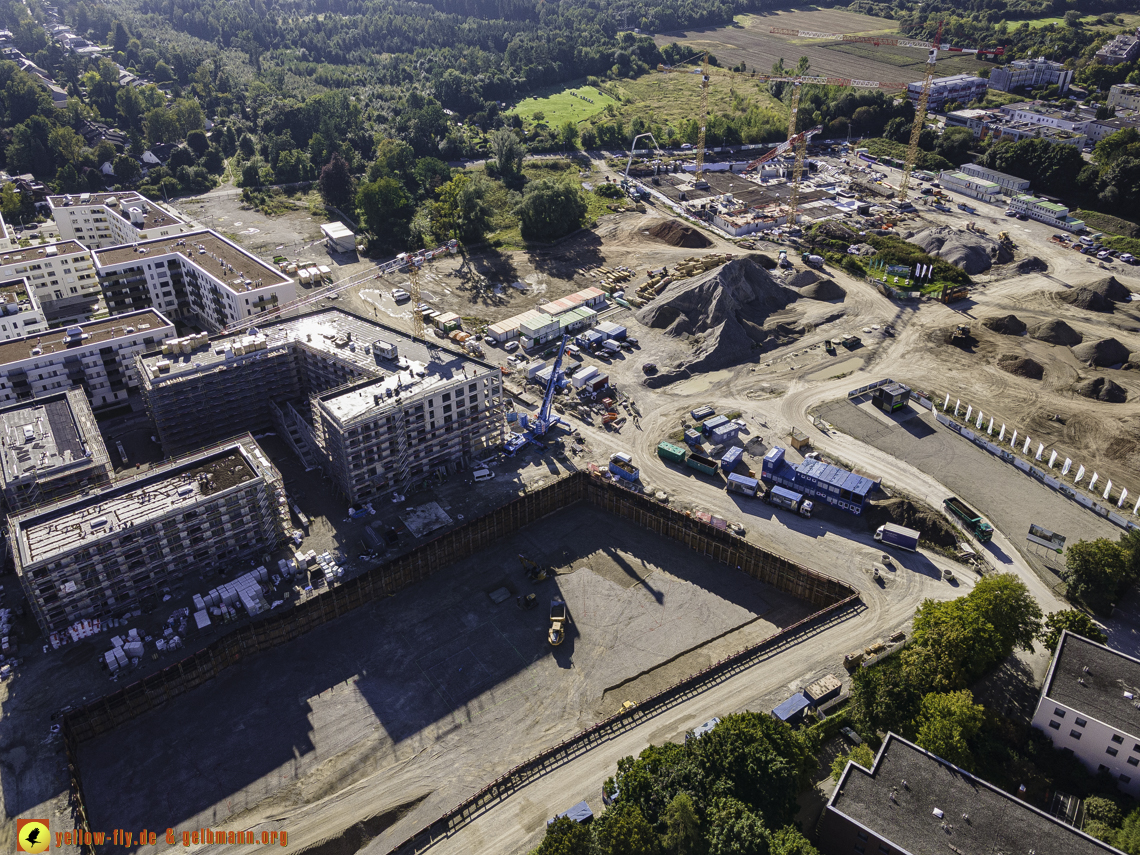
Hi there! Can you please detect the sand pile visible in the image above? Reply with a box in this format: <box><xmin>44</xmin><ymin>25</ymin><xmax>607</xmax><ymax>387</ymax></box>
<box><xmin>1028</xmin><ymin>319</ymin><xmax>1082</xmax><ymax>346</ymax></box>
<box><xmin>1013</xmin><ymin>256</ymin><xmax>1048</xmax><ymax>274</ymax></box>
<box><xmin>1086</xmin><ymin>275</ymin><xmax>1132</xmax><ymax>302</ymax></box>
<box><xmin>648</xmin><ymin>219</ymin><xmax>712</xmax><ymax>248</ymax></box>
<box><xmin>863</xmin><ymin>497</ymin><xmax>959</xmax><ymax>548</ymax></box>
<box><xmin>981</xmin><ymin>314</ymin><xmax>1026</xmax><ymax>336</ymax></box>
<box><xmin>637</xmin><ymin>257</ymin><xmax>843</xmax><ymax>384</ymax></box>
<box><xmin>909</xmin><ymin>225</ymin><xmax>1013</xmax><ymax>275</ymax></box>
<box><xmin>1074</xmin><ymin>377</ymin><xmax>1128</xmax><ymax>403</ymax></box>
<box><xmin>1059</xmin><ymin>288</ymin><xmax>1116</xmax><ymax>313</ymax></box>
<box><xmin>784</xmin><ymin>269</ymin><xmax>847</xmax><ymax>300</ymax></box>
<box><xmin>997</xmin><ymin>355</ymin><xmax>1044</xmax><ymax>380</ymax></box>
<box><xmin>753</xmin><ymin>253</ymin><xmax>777</xmax><ymax>270</ymax></box>
<box><xmin>1072</xmin><ymin>337</ymin><xmax>1133</xmax><ymax>367</ymax></box>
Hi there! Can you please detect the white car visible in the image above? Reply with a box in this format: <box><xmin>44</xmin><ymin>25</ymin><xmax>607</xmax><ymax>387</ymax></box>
<box><xmin>504</xmin><ymin>341</ymin><xmax>519</xmax><ymax>352</ymax></box>
<box><xmin>391</xmin><ymin>288</ymin><xmax>410</xmax><ymax>301</ymax></box>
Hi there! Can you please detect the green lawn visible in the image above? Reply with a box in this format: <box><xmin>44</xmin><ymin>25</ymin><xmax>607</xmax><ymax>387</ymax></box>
<box><xmin>1016</xmin><ymin>13</ymin><xmax>1140</xmax><ymax>28</ymax></box>
<box><xmin>511</xmin><ymin>84</ymin><xmax>616</xmax><ymax>127</ymax></box>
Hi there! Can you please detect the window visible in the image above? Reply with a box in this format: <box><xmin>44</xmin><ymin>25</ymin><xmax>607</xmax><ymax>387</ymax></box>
<box><xmin>1071</xmin><ymin>730</ymin><xmax>1083</xmax><ymax>740</ymax></box>
<box><xmin>1108</xmin><ymin>747</ymin><xmax>1119</xmax><ymax>757</ymax></box>
<box><xmin>1075</xmin><ymin>718</ymin><xmax>1088</xmax><ymax>728</ymax></box>
<box><xmin>1100</xmin><ymin>764</ymin><xmax>1110</xmax><ymax>773</ymax></box>
<box><xmin>1128</xmin><ymin>757</ymin><xmax>1138</xmax><ymax>767</ymax></box>
<box><xmin>855</xmin><ymin>831</ymin><xmax>868</xmax><ymax>842</ymax></box>
<box><xmin>1113</xmin><ymin>735</ymin><xmax>1124</xmax><ymax>744</ymax></box>
<box><xmin>1123</xmin><ymin>775</ymin><xmax>1132</xmax><ymax>784</ymax></box>
<box><xmin>1049</xmin><ymin>720</ymin><xmax>1061</xmax><ymax>730</ymax></box>
<box><xmin>1054</xmin><ymin>708</ymin><xmax>1066</xmax><ymax>718</ymax></box>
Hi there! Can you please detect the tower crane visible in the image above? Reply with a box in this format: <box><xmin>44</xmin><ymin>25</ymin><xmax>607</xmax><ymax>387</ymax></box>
<box><xmin>898</xmin><ymin>20</ymin><xmax>945</xmax><ymax>202</ymax></box>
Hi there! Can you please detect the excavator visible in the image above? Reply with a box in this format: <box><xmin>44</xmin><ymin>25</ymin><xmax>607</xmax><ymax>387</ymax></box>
<box><xmin>519</xmin><ymin>553</ymin><xmax>549</xmax><ymax>582</ymax></box>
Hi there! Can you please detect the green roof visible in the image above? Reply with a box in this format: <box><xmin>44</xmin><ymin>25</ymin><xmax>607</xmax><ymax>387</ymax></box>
<box><xmin>951</xmin><ymin>172</ymin><xmax>999</xmax><ymax>188</ymax></box>
<box><xmin>1036</xmin><ymin>201</ymin><xmax>1067</xmax><ymax>213</ymax></box>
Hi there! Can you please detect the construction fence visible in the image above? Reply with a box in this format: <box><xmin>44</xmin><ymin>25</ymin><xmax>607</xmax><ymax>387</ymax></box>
<box><xmin>58</xmin><ymin>470</ymin><xmax>857</xmax><ymax>853</ymax></box>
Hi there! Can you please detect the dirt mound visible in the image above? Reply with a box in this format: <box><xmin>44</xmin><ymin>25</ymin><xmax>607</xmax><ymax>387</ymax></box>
<box><xmin>1059</xmin><ymin>287</ymin><xmax>1116</xmax><ymax>313</ymax></box>
<box><xmin>981</xmin><ymin>314</ymin><xmax>1026</xmax><ymax>336</ymax></box>
<box><xmin>1074</xmin><ymin>377</ymin><xmax>1129</xmax><ymax>403</ymax></box>
<box><xmin>647</xmin><ymin>219</ymin><xmax>712</xmax><ymax>249</ymax></box>
<box><xmin>997</xmin><ymin>355</ymin><xmax>1044</xmax><ymax>380</ymax></box>
<box><xmin>1028</xmin><ymin>319</ymin><xmax>1083</xmax><ymax>346</ymax></box>
<box><xmin>798</xmin><ymin>279</ymin><xmax>847</xmax><ymax>301</ymax></box>
<box><xmin>753</xmin><ymin>253</ymin><xmax>777</xmax><ymax>270</ymax></box>
<box><xmin>909</xmin><ymin>225</ymin><xmax>1013</xmax><ymax>275</ymax></box>
<box><xmin>1086</xmin><ymin>275</ymin><xmax>1132</xmax><ymax>302</ymax></box>
<box><xmin>1072</xmin><ymin>337</ymin><xmax>1133</xmax><ymax>367</ymax></box>
<box><xmin>862</xmin><ymin>496</ymin><xmax>959</xmax><ymax>548</ymax></box>
<box><xmin>814</xmin><ymin>221</ymin><xmax>857</xmax><ymax>241</ymax></box>
<box><xmin>636</xmin><ymin>257</ymin><xmax>837</xmax><ymax>382</ymax></box>
<box><xmin>1013</xmin><ymin>256</ymin><xmax>1048</xmax><ymax>274</ymax></box>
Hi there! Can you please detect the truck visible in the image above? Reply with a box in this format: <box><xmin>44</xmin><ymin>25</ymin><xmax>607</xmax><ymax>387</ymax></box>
<box><xmin>956</xmin><ymin>202</ymin><xmax>975</xmax><ymax>214</ymax></box>
<box><xmin>548</xmin><ymin>598</ymin><xmax>568</xmax><ymax>646</ymax></box>
<box><xmin>608</xmin><ymin>453</ymin><xmax>639</xmax><ymax>482</ymax></box>
<box><xmin>686</xmin><ymin>452</ymin><xmax>719</xmax><ymax>476</ymax></box>
<box><xmin>767</xmin><ymin>485</ymin><xmax>813</xmax><ymax>517</ymax></box>
<box><xmin>802</xmin><ymin>253</ymin><xmax>825</xmax><ymax>268</ymax></box>
<box><xmin>657</xmin><ymin>441</ymin><xmax>689</xmax><ymax>464</ymax></box>
<box><xmin>726</xmin><ymin>472</ymin><xmax>763</xmax><ymax>497</ymax></box>
<box><xmin>874</xmin><ymin>523</ymin><xmax>920</xmax><ymax>552</ymax></box>
<box><xmin>943</xmin><ymin>497</ymin><xmax>993</xmax><ymax>542</ymax></box>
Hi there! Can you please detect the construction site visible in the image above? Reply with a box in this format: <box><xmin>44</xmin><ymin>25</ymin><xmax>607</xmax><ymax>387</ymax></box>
<box><xmin>7</xmin><ymin>16</ymin><xmax>1140</xmax><ymax>855</ymax></box>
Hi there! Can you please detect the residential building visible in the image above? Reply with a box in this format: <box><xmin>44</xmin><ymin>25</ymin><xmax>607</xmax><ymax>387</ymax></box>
<box><xmin>819</xmin><ymin>732</ymin><xmax>1119</xmax><ymax>855</ymax></box>
<box><xmin>1032</xmin><ymin>631</ymin><xmax>1140</xmax><ymax>798</ymax></box>
<box><xmin>92</xmin><ymin>230</ymin><xmax>296</xmax><ymax>331</ymax></box>
<box><xmin>989</xmin><ymin>120</ymin><xmax>1086</xmax><ymax>148</ymax></box>
<box><xmin>47</xmin><ymin>192</ymin><xmax>191</xmax><ymax>250</ymax></box>
<box><xmin>944</xmin><ymin>107</ymin><xmax>1003</xmax><ymax>137</ymax></box>
<box><xmin>0</xmin><ymin>309</ymin><xmax>174</xmax><ymax>410</ymax></box>
<box><xmin>907</xmin><ymin>74</ymin><xmax>989</xmax><ymax>111</ymax></box>
<box><xmin>0</xmin><ymin>388</ymin><xmax>111</xmax><ymax>510</ymax></box>
<box><xmin>998</xmin><ymin>100</ymin><xmax>1088</xmax><ymax>132</ymax></box>
<box><xmin>1109</xmin><ymin>82</ymin><xmax>1140</xmax><ymax>112</ymax></box>
<box><xmin>760</xmin><ymin>447</ymin><xmax>875</xmax><ymax>515</ymax></box>
<box><xmin>959</xmin><ymin>163</ymin><xmax>1031</xmax><ymax>195</ymax></box>
<box><xmin>135</xmin><ymin>309</ymin><xmax>503</xmax><ymax>502</ymax></box>
<box><xmin>0</xmin><ymin>240</ymin><xmax>102</xmax><ymax>323</ymax></box>
<box><xmin>1007</xmin><ymin>194</ymin><xmax>1086</xmax><ymax>232</ymax></box>
<box><xmin>987</xmin><ymin>56</ymin><xmax>1074</xmax><ymax>95</ymax></box>
<box><xmin>937</xmin><ymin>170</ymin><xmax>1003</xmax><ymax>203</ymax></box>
<box><xmin>0</xmin><ymin>277</ymin><xmax>49</xmax><ymax>341</ymax></box>
<box><xmin>9</xmin><ymin>433</ymin><xmax>288</xmax><ymax>638</ymax></box>
<box><xmin>1097</xmin><ymin>32</ymin><xmax>1140</xmax><ymax>65</ymax></box>
<box><xmin>1085</xmin><ymin>114</ymin><xmax>1140</xmax><ymax>143</ymax></box>
<box><xmin>0</xmin><ymin>213</ymin><xmax>13</xmax><ymax>253</ymax></box>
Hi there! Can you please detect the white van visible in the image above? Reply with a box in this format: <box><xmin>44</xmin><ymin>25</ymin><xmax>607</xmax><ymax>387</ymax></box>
<box><xmin>473</xmin><ymin>468</ymin><xmax>495</xmax><ymax>482</ymax></box>
<box><xmin>1080</xmin><ymin>235</ymin><xmax>1095</xmax><ymax>246</ymax></box>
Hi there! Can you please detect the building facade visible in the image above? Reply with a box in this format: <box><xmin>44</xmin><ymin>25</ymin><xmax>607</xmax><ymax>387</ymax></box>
<box><xmin>47</xmin><ymin>192</ymin><xmax>192</xmax><ymax>250</ymax></box>
<box><xmin>959</xmin><ymin>163</ymin><xmax>1031</xmax><ymax>195</ymax></box>
<box><xmin>0</xmin><ymin>388</ymin><xmax>111</xmax><ymax>510</ymax></box>
<box><xmin>1097</xmin><ymin>32</ymin><xmax>1140</xmax><ymax>65</ymax></box>
<box><xmin>990</xmin><ymin>121</ymin><xmax>1086</xmax><ymax>148</ymax></box>
<box><xmin>1007</xmin><ymin>194</ymin><xmax>1086</xmax><ymax>232</ymax></box>
<box><xmin>1108</xmin><ymin>82</ymin><xmax>1140</xmax><ymax>111</ymax></box>
<box><xmin>987</xmin><ymin>57</ymin><xmax>1074</xmax><ymax>95</ymax></box>
<box><xmin>136</xmin><ymin>309</ymin><xmax>503</xmax><ymax>502</ymax></box>
<box><xmin>9</xmin><ymin>434</ymin><xmax>288</xmax><ymax>638</ymax></box>
<box><xmin>0</xmin><ymin>241</ymin><xmax>101</xmax><ymax>323</ymax></box>
<box><xmin>998</xmin><ymin>101</ymin><xmax>1088</xmax><ymax>131</ymax></box>
<box><xmin>0</xmin><ymin>277</ymin><xmax>48</xmax><ymax>341</ymax></box>
<box><xmin>1032</xmin><ymin>631</ymin><xmax>1140</xmax><ymax>799</ymax></box>
<box><xmin>92</xmin><ymin>230</ymin><xmax>297</xmax><ymax>332</ymax></box>
<box><xmin>937</xmin><ymin>170</ymin><xmax>1003</xmax><ymax>203</ymax></box>
<box><xmin>1085</xmin><ymin>115</ymin><xmax>1140</xmax><ymax>143</ymax></box>
<box><xmin>820</xmin><ymin>733</ymin><xmax>1118</xmax><ymax>855</ymax></box>
<box><xmin>0</xmin><ymin>309</ymin><xmax>174</xmax><ymax>410</ymax></box>
<box><xmin>908</xmin><ymin>74</ymin><xmax>989</xmax><ymax>110</ymax></box>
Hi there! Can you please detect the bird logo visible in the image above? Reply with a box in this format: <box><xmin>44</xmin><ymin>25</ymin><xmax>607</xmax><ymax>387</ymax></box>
<box><xmin>17</xmin><ymin>820</ymin><xmax>49</xmax><ymax>853</ymax></box>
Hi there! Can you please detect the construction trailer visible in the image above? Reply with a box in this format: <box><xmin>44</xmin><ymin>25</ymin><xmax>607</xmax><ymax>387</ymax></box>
<box><xmin>761</xmin><ymin>446</ymin><xmax>875</xmax><ymax>515</ymax></box>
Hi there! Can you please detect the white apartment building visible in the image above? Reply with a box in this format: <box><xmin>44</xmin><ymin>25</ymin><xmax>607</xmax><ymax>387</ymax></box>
<box><xmin>0</xmin><ymin>277</ymin><xmax>49</xmax><ymax>341</ymax></box>
<box><xmin>959</xmin><ymin>163</ymin><xmax>1032</xmax><ymax>195</ymax></box>
<box><xmin>1085</xmin><ymin>115</ymin><xmax>1140</xmax><ymax>144</ymax></box>
<box><xmin>908</xmin><ymin>74</ymin><xmax>989</xmax><ymax>110</ymax></box>
<box><xmin>998</xmin><ymin>101</ymin><xmax>1088</xmax><ymax>132</ymax></box>
<box><xmin>47</xmin><ymin>192</ymin><xmax>192</xmax><ymax>250</ymax></box>
<box><xmin>1032</xmin><ymin>631</ymin><xmax>1140</xmax><ymax>799</ymax></box>
<box><xmin>92</xmin><ymin>230</ymin><xmax>296</xmax><ymax>332</ymax></box>
<box><xmin>0</xmin><ymin>241</ymin><xmax>102</xmax><ymax>323</ymax></box>
<box><xmin>1007</xmin><ymin>194</ymin><xmax>1086</xmax><ymax>232</ymax></box>
<box><xmin>1109</xmin><ymin>82</ymin><xmax>1140</xmax><ymax>112</ymax></box>
<box><xmin>937</xmin><ymin>170</ymin><xmax>1003</xmax><ymax>203</ymax></box>
<box><xmin>0</xmin><ymin>308</ymin><xmax>174</xmax><ymax>409</ymax></box>
<box><xmin>988</xmin><ymin>57</ymin><xmax>1073</xmax><ymax>95</ymax></box>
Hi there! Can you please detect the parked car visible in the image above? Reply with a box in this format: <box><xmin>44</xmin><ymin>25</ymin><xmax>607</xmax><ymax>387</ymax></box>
<box><xmin>1004</xmin><ymin>210</ymin><xmax>1016</xmax><ymax>217</ymax></box>
<box><xmin>686</xmin><ymin>717</ymin><xmax>722</xmax><ymax>741</ymax></box>
<box><xmin>391</xmin><ymin>288</ymin><xmax>410</xmax><ymax>301</ymax></box>
<box><xmin>504</xmin><ymin>341</ymin><xmax>519</xmax><ymax>352</ymax></box>
<box><xmin>483</xmin><ymin>334</ymin><xmax>496</xmax><ymax>345</ymax></box>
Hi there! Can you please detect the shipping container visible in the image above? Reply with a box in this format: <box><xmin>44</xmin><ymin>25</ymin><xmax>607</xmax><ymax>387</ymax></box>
<box><xmin>690</xmin><ymin>405</ymin><xmax>715</xmax><ymax>421</ymax></box>
<box><xmin>726</xmin><ymin>472</ymin><xmax>762</xmax><ymax>497</ymax></box>
<box><xmin>702</xmin><ymin>415</ymin><xmax>729</xmax><ymax>434</ymax></box>
<box><xmin>720</xmin><ymin>446</ymin><xmax>743</xmax><ymax>472</ymax></box>
<box><xmin>686</xmin><ymin>452</ymin><xmax>719</xmax><ymax>476</ymax></box>
<box><xmin>657</xmin><ymin>442</ymin><xmax>689</xmax><ymax>464</ymax></box>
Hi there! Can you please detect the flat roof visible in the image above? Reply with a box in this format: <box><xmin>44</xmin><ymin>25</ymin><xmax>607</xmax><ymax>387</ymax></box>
<box><xmin>0</xmin><ymin>241</ymin><xmax>90</xmax><ymax>264</ymax></box>
<box><xmin>0</xmin><ymin>389</ymin><xmax>106</xmax><ymax>486</ymax></box>
<box><xmin>0</xmin><ymin>309</ymin><xmax>170</xmax><ymax>368</ymax></box>
<box><xmin>797</xmin><ymin>458</ymin><xmax>875</xmax><ymax>496</ymax></box>
<box><xmin>47</xmin><ymin>192</ymin><xmax>186</xmax><ymax>232</ymax></box>
<box><xmin>1044</xmin><ymin>631</ymin><xmax>1140</xmax><ymax>738</ymax></box>
<box><xmin>93</xmin><ymin>230</ymin><xmax>291</xmax><ymax>290</ymax></box>
<box><xmin>321</xmin><ymin>222</ymin><xmax>354</xmax><ymax>238</ymax></box>
<box><xmin>830</xmin><ymin>733</ymin><xmax>1117</xmax><ymax>854</ymax></box>
<box><xmin>13</xmin><ymin>437</ymin><xmax>270</xmax><ymax>565</ymax></box>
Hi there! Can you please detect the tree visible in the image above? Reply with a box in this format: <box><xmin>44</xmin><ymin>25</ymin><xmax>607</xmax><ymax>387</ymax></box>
<box><xmin>1064</xmin><ymin>10</ymin><xmax>1083</xmax><ymax>26</ymax></box>
<box><xmin>413</xmin><ymin>157</ymin><xmax>452</xmax><ymax>198</ymax></box>
<box><xmin>769</xmin><ymin>827</ymin><xmax>821</xmax><ymax>855</ymax></box>
<box><xmin>830</xmin><ymin>743</ymin><xmax>875</xmax><ymax>782</ymax></box>
<box><xmin>1064</xmin><ymin>539</ymin><xmax>1127</xmax><ymax>613</ymax></box>
<box><xmin>911</xmin><ymin>597</ymin><xmax>1004</xmax><ymax>687</ymax></box>
<box><xmin>533</xmin><ymin>817</ymin><xmax>592</xmax><ymax>855</ymax></box>
<box><xmin>517</xmin><ymin>180</ymin><xmax>587</xmax><ymax>241</ymax></box>
<box><xmin>117</xmin><ymin>86</ymin><xmax>145</xmax><ymax>130</ymax></box>
<box><xmin>113</xmin><ymin>155</ymin><xmax>141</xmax><ymax>186</ymax></box>
<box><xmin>559</xmin><ymin>121</ymin><xmax>580</xmax><ymax>150</ymax></box>
<box><xmin>1085</xmin><ymin>796</ymin><xmax>1124</xmax><ymax>829</ymax></box>
<box><xmin>432</xmin><ymin>173</ymin><xmax>491</xmax><ymax>244</ymax></box>
<box><xmin>913</xmin><ymin>690</ymin><xmax>985</xmax><ymax>771</ymax></box>
<box><xmin>187</xmin><ymin>130</ymin><xmax>209</xmax><ymax>158</ymax></box>
<box><xmin>320</xmin><ymin>153</ymin><xmax>356</xmax><ymax>211</ymax></box>
<box><xmin>1039</xmin><ymin>610</ymin><xmax>1107</xmax><ymax>652</ymax></box>
<box><xmin>968</xmin><ymin>574</ymin><xmax>1042</xmax><ymax>658</ymax></box>
<box><xmin>662</xmin><ymin>793</ymin><xmax>702</xmax><ymax>855</ymax></box>
<box><xmin>491</xmin><ymin>127</ymin><xmax>524</xmax><ymax>176</ymax></box>
<box><xmin>1116</xmin><ymin>807</ymin><xmax>1140</xmax><ymax>855</ymax></box>
<box><xmin>707</xmin><ymin>798</ymin><xmax>769</xmax><ymax>855</ymax></box>
<box><xmin>593</xmin><ymin>803</ymin><xmax>661</xmax><ymax>855</ymax></box>
<box><xmin>357</xmin><ymin>177</ymin><xmax>413</xmax><ymax>248</ymax></box>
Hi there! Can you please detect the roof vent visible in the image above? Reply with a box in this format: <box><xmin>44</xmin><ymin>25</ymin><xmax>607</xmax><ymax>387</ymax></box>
<box><xmin>932</xmin><ymin>808</ymin><xmax>944</xmax><ymax>818</ymax></box>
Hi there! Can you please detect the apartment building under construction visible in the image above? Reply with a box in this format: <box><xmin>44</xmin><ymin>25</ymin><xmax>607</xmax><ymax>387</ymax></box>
<box><xmin>136</xmin><ymin>309</ymin><xmax>503</xmax><ymax>502</ymax></box>
<box><xmin>9</xmin><ymin>433</ymin><xmax>288</xmax><ymax>638</ymax></box>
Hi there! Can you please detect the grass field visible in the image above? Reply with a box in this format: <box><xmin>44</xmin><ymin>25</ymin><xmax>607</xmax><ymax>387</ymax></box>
<box><xmin>608</xmin><ymin>67</ymin><xmax>786</xmax><ymax>126</ymax></box>
<box><xmin>1018</xmin><ymin>13</ymin><xmax>1140</xmax><ymax>28</ymax></box>
<box><xmin>511</xmin><ymin>84</ymin><xmax>616</xmax><ymax>126</ymax></box>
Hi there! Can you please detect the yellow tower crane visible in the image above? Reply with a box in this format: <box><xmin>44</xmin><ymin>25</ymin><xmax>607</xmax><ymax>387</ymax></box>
<box><xmin>898</xmin><ymin>20</ymin><xmax>945</xmax><ymax>202</ymax></box>
<box><xmin>409</xmin><ymin>254</ymin><xmax>424</xmax><ymax>339</ymax></box>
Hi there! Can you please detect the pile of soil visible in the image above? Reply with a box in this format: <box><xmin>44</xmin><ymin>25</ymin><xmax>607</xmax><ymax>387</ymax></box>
<box><xmin>753</xmin><ymin>253</ymin><xmax>777</xmax><ymax>270</ymax></box>
<box><xmin>1086</xmin><ymin>275</ymin><xmax>1132</xmax><ymax>302</ymax></box>
<box><xmin>909</xmin><ymin>225</ymin><xmax>1013</xmax><ymax>274</ymax></box>
<box><xmin>1059</xmin><ymin>287</ymin><xmax>1116</xmax><ymax>313</ymax></box>
<box><xmin>981</xmin><ymin>314</ymin><xmax>1027</xmax><ymax>336</ymax></box>
<box><xmin>1072</xmin><ymin>337</ymin><xmax>1133</xmax><ymax>367</ymax></box>
<box><xmin>862</xmin><ymin>496</ymin><xmax>960</xmax><ymax>549</ymax></box>
<box><xmin>785</xmin><ymin>269</ymin><xmax>846</xmax><ymax>301</ymax></box>
<box><xmin>815</xmin><ymin>221</ymin><xmax>857</xmax><ymax>241</ymax></box>
<box><xmin>1028</xmin><ymin>319</ymin><xmax>1083</xmax><ymax>346</ymax></box>
<box><xmin>997</xmin><ymin>355</ymin><xmax>1045</xmax><ymax>380</ymax></box>
<box><xmin>637</xmin><ymin>257</ymin><xmax>844</xmax><ymax>383</ymax></box>
<box><xmin>1013</xmin><ymin>256</ymin><xmax>1048</xmax><ymax>274</ymax></box>
<box><xmin>648</xmin><ymin>219</ymin><xmax>712</xmax><ymax>249</ymax></box>
<box><xmin>1074</xmin><ymin>377</ymin><xmax>1129</xmax><ymax>403</ymax></box>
